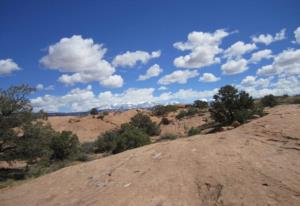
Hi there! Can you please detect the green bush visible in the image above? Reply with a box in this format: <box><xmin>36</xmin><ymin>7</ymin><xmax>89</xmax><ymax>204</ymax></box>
<box><xmin>152</xmin><ymin>105</ymin><xmax>177</xmax><ymax>116</ymax></box>
<box><xmin>90</xmin><ymin>108</ymin><xmax>98</xmax><ymax>115</ymax></box>
<box><xmin>50</xmin><ymin>131</ymin><xmax>80</xmax><ymax>160</ymax></box>
<box><xmin>186</xmin><ymin>107</ymin><xmax>199</xmax><ymax>116</ymax></box>
<box><xmin>252</xmin><ymin>104</ymin><xmax>266</xmax><ymax>117</ymax></box>
<box><xmin>15</xmin><ymin>122</ymin><xmax>55</xmax><ymax>163</ymax></box>
<box><xmin>130</xmin><ymin>113</ymin><xmax>160</xmax><ymax>136</ymax></box>
<box><xmin>188</xmin><ymin>127</ymin><xmax>201</xmax><ymax>136</ymax></box>
<box><xmin>81</xmin><ymin>142</ymin><xmax>96</xmax><ymax>154</ymax></box>
<box><xmin>176</xmin><ymin>110</ymin><xmax>187</xmax><ymax>119</ymax></box>
<box><xmin>193</xmin><ymin>100</ymin><xmax>208</xmax><ymax>109</ymax></box>
<box><xmin>261</xmin><ymin>94</ymin><xmax>278</xmax><ymax>107</ymax></box>
<box><xmin>160</xmin><ymin>133</ymin><xmax>177</xmax><ymax>140</ymax></box>
<box><xmin>210</xmin><ymin>85</ymin><xmax>255</xmax><ymax>125</ymax></box>
<box><xmin>95</xmin><ymin>124</ymin><xmax>151</xmax><ymax>154</ymax></box>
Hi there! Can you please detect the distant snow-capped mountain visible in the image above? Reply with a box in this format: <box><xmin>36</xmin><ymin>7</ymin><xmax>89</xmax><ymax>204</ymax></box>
<box><xmin>97</xmin><ymin>102</ymin><xmax>159</xmax><ymax>111</ymax></box>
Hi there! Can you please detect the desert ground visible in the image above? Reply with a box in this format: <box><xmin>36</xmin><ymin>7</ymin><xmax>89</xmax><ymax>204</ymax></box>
<box><xmin>47</xmin><ymin>109</ymin><xmax>209</xmax><ymax>142</ymax></box>
<box><xmin>1</xmin><ymin>104</ymin><xmax>300</xmax><ymax>206</ymax></box>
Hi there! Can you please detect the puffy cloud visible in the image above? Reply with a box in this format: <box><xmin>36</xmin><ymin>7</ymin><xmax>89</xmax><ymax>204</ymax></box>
<box><xmin>221</xmin><ymin>58</ymin><xmax>248</xmax><ymax>75</ymax></box>
<box><xmin>294</xmin><ymin>27</ymin><xmax>300</xmax><ymax>44</ymax></box>
<box><xmin>36</xmin><ymin>84</ymin><xmax>54</xmax><ymax>91</ymax></box>
<box><xmin>240</xmin><ymin>76</ymin><xmax>300</xmax><ymax>98</ymax></box>
<box><xmin>240</xmin><ymin>75</ymin><xmax>272</xmax><ymax>88</ymax></box>
<box><xmin>112</xmin><ymin>50</ymin><xmax>161</xmax><ymax>68</ymax></box>
<box><xmin>224</xmin><ymin>41</ymin><xmax>256</xmax><ymax>59</ymax></box>
<box><xmin>138</xmin><ymin>64</ymin><xmax>163</xmax><ymax>81</ymax></box>
<box><xmin>31</xmin><ymin>85</ymin><xmax>97</xmax><ymax>112</ymax></box>
<box><xmin>0</xmin><ymin>59</ymin><xmax>20</xmax><ymax>75</ymax></box>
<box><xmin>249</xmin><ymin>49</ymin><xmax>273</xmax><ymax>64</ymax></box>
<box><xmin>40</xmin><ymin>35</ymin><xmax>122</xmax><ymax>87</ymax></box>
<box><xmin>100</xmin><ymin>75</ymin><xmax>124</xmax><ymax>88</ymax></box>
<box><xmin>31</xmin><ymin>86</ymin><xmax>218</xmax><ymax>112</ymax></box>
<box><xmin>199</xmin><ymin>73</ymin><xmax>220</xmax><ymax>82</ymax></box>
<box><xmin>257</xmin><ymin>49</ymin><xmax>300</xmax><ymax>76</ymax></box>
<box><xmin>173</xmin><ymin>29</ymin><xmax>230</xmax><ymax>68</ymax></box>
<box><xmin>251</xmin><ymin>29</ymin><xmax>286</xmax><ymax>45</ymax></box>
<box><xmin>158</xmin><ymin>70</ymin><xmax>199</xmax><ymax>85</ymax></box>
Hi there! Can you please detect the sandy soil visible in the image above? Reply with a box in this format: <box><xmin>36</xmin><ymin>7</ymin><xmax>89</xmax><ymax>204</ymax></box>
<box><xmin>47</xmin><ymin>110</ymin><xmax>139</xmax><ymax>142</ymax></box>
<box><xmin>47</xmin><ymin>109</ymin><xmax>209</xmax><ymax>142</ymax></box>
<box><xmin>1</xmin><ymin>104</ymin><xmax>300</xmax><ymax>206</ymax></box>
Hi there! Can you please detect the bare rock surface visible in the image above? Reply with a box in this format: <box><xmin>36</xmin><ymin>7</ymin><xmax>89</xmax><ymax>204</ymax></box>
<box><xmin>1</xmin><ymin>105</ymin><xmax>300</xmax><ymax>206</ymax></box>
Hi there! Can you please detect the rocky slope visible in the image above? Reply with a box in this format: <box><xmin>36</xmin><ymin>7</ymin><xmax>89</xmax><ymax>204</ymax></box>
<box><xmin>1</xmin><ymin>105</ymin><xmax>300</xmax><ymax>206</ymax></box>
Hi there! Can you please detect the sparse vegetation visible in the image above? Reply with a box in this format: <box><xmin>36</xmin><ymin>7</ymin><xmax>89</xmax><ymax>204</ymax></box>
<box><xmin>0</xmin><ymin>85</ymin><xmax>88</xmax><ymax>184</ymax></box>
<box><xmin>176</xmin><ymin>110</ymin><xmax>187</xmax><ymax>119</ymax></box>
<box><xmin>97</xmin><ymin>111</ymin><xmax>109</xmax><ymax>120</ymax></box>
<box><xmin>130</xmin><ymin>113</ymin><xmax>160</xmax><ymax>136</ymax></box>
<box><xmin>159</xmin><ymin>133</ymin><xmax>177</xmax><ymax>141</ymax></box>
<box><xmin>261</xmin><ymin>94</ymin><xmax>278</xmax><ymax>107</ymax></box>
<box><xmin>152</xmin><ymin>105</ymin><xmax>177</xmax><ymax>116</ymax></box>
<box><xmin>176</xmin><ymin>107</ymin><xmax>199</xmax><ymax>119</ymax></box>
<box><xmin>95</xmin><ymin>124</ymin><xmax>150</xmax><ymax>154</ymax></box>
<box><xmin>188</xmin><ymin>127</ymin><xmax>202</xmax><ymax>136</ymax></box>
<box><xmin>193</xmin><ymin>100</ymin><xmax>208</xmax><ymax>109</ymax></box>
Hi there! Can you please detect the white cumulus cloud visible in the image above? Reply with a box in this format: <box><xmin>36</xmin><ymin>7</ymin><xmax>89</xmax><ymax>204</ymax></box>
<box><xmin>221</xmin><ymin>58</ymin><xmax>248</xmax><ymax>75</ymax></box>
<box><xmin>240</xmin><ymin>75</ymin><xmax>272</xmax><ymax>88</ymax></box>
<box><xmin>40</xmin><ymin>35</ymin><xmax>123</xmax><ymax>88</ymax></box>
<box><xmin>112</xmin><ymin>50</ymin><xmax>161</xmax><ymax>68</ymax></box>
<box><xmin>239</xmin><ymin>76</ymin><xmax>300</xmax><ymax>98</ymax></box>
<box><xmin>199</xmin><ymin>73</ymin><xmax>220</xmax><ymax>82</ymax></box>
<box><xmin>257</xmin><ymin>49</ymin><xmax>300</xmax><ymax>76</ymax></box>
<box><xmin>138</xmin><ymin>64</ymin><xmax>163</xmax><ymax>81</ymax></box>
<box><xmin>173</xmin><ymin>29</ymin><xmax>230</xmax><ymax>69</ymax></box>
<box><xmin>100</xmin><ymin>75</ymin><xmax>124</xmax><ymax>88</ymax></box>
<box><xmin>249</xmin><ymin>49</ymin><xmax>273</xmax><ymax>64</ymax></box>
<box><xmin>251</xmin><ymin>29</ymin><xmax>286</xmax><ymax>45</ymax></box>
<box><xmin>158</xmin><ymin>70</ymin><xmax>199</xmax><ymax>85</ymax></box>
<box><xmin>0</xmin><ymin>59</ymin><xmax>20</xmax><ymax>75</ymax></box>
<box><xmin>224</xmin><ymin>41</ymin><xmax>256</xmax><ymax>59</ymax></box>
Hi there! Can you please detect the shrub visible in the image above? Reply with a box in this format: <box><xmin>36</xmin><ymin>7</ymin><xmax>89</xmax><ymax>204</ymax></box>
<box><xmin>188</xmin><ymin>127</ymin><xmax>201</xmax><ymax>136</ymax></box>
<box><xmin>81</xmin><ymin>142</ymin><xmax>96</xmax><ymax>154</ymax></box>
<box><xmin>95</xmin><ymin>124</ymin><xmax>150</xmax><ymax>154</ymax></box>
<box><xmin>160</xmin><ymin>117</ymin><xmax>170</xmax><ymax>125</ymax></box>
<box><xmin>252</xmin><ymin>104</ymin><xmax>266</xmax><ymax>117</ymax></box>
<box><xmin>152</xmin><ymin>105</ymin><xmax>177</xmax><ymax>116</ymax></box>
<box><xmin>50</xmin><ymin>131</ymin><xmax>80</xmax><ymax>160</ymax></box>
<box><xmin>97</xmin><ymin>111</ymin><xmax>109</xmax><ymax>120</ymax></box>
<box><xmin>193</xmin><ymin>100</ymin><xmax>208</xmax><ymax>109</ymax></box>
<box><xmin>293</xmin><ymin>98</ymin><xmax>300</xmax><ymax>104</ymax></box>
<box><xmin>210</xmin><ymin>85</ymin><xmax>255</xmax><ymax>125</ymax></box>
<box><xmin>95</xmin><ymin>130</ymin><xmax>119</xmax><ymax>153</ymax></box>
<box><xmin>130</xmin><ymin>113</ymin><xmax>160</xmax><ymax>136</ymax></box>
<box><xmin>160</xmin><ymin>133</ymin><xmax>177</xmax><ymax>140</ymax></box>
<box><xmin>186</xmin><ymin>107</ymin><xmax>199</xmax><ymax>116</ymax></box>
<box><xmin>176</xmin><ymin>110</ymin><xmax>187</xmax><ymax>119</ymax></box>
<box><xmin>90</xmin><ymin>108</ymin><xmax>98</xmax><ymax>115</ymax></box>
<box><xmin>261</xmin><ymin>94</ymin><xmax>278</xmax><ymax>107</ymax></box>
<box><xmin>15</xmin><ymin>122</ymin><xmax>56</xmax><ymax>163</ymax></box>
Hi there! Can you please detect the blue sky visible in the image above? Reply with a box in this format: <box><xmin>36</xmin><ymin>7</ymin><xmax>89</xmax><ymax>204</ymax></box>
<box><xmin>1</xmin><ymin>0</ymin><xmax>300</xmax><ymax>112</ymax></box>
